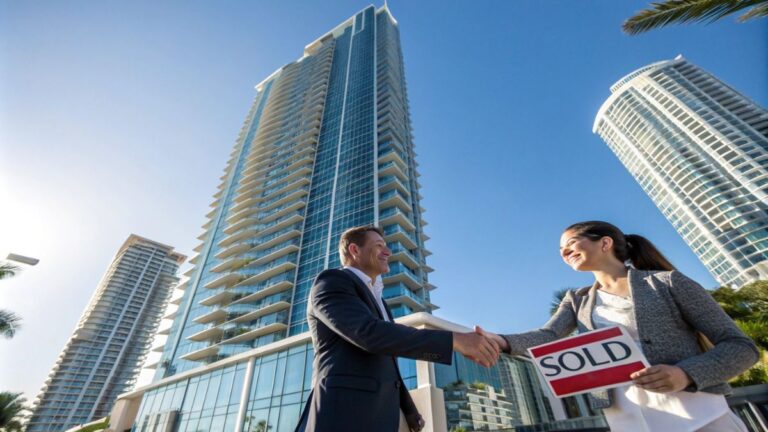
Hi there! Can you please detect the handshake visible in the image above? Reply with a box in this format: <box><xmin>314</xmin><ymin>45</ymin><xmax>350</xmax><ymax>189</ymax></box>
<box><xmin>452</xmin><ymin>326</ymin><xmax>511</xmax><ymax>368</ymax></box>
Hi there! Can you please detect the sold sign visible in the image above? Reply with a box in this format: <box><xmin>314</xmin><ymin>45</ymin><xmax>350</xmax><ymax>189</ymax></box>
<box><xmin>528</xmin><ymin>326</ymin><xmax>650</xmax><ymax>397</ymax></box>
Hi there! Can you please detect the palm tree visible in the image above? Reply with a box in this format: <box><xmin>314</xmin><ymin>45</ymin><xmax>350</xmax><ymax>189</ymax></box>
<box><xmin>0</xmin><ymin>263</ymin><xmax>19</xmax><ymax>280</ymax></box>
<box><xmin>623</xmin><ymin>0</ymin><xmax>768</xmax><ymax>35</ymax></box>
<box><xmin>0</xmin><ymin>392</ymin><xmax>26</xmax><ymax>431</ymax></box>
<box><xmin>0</xmin><ymin>262</ymin><xmax>22</xmax><ymax>339</ymax></box>
<box><xmin>0</xmin><ymin>311</ymin><xmax>21</xmax><ymax>339</ymax></box>
<box><xmin>710</xmin><ymin>281</ymin><xmax>768</xmax><ymax>386</ymax></box>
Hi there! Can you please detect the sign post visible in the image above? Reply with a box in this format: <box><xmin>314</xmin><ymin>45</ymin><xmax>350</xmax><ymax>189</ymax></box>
<box><xmin>527</xmin><ymin>326</ymin><xmax>650</xmax><ymax>398</ymax></box>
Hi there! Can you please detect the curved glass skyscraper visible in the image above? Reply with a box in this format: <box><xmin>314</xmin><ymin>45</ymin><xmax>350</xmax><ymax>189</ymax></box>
<box><xmin>594</xmin><ymin>55</ymin><xmax>768</xmax><ymax>287</ymax></box>
<box><xmin>155</xmin><ymin>4</ymin><xmax>435</xmax><ymax>380</ymax></box>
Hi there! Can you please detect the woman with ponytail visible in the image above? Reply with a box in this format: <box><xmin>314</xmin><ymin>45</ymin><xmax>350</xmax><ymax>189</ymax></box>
<box><xmin>479</xmin><ymin>221</ymin><xmax>758</xmax><ymax>431</ymax></box>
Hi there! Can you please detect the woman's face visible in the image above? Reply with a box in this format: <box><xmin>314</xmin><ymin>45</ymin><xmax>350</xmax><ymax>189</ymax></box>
<box><xmin>559</xmin><ymin>229</ymin><xmax>607</xmax><ymax>271</ymax></box>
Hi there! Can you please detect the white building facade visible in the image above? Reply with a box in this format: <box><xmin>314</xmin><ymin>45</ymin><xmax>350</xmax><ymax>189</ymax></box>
<box><xmin>594</xmin><ymin>55</ymin><xmax>768</xmax><ymax>287</ymax></box>
<box><xmin>27</xmin><ymin>235</ymin><xmax>185</xmax><ymax>431</ymax></box>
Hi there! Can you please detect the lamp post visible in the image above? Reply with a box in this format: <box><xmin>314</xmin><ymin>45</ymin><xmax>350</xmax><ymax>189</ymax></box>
<box><xmin>6</xmin><ymin>253</ymin><xmax>39</xmax><ymax>266</ymax></box>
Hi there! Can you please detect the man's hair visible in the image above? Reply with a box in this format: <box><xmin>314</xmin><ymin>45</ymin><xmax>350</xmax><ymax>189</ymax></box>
<box><xmin>338</xmin><ymin>225</ymin><xmax>384</xmax><ymax>266</ymax></box>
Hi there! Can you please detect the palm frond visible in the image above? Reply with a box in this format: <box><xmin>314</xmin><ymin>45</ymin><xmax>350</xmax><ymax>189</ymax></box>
<box><xmin>0</xmin><ymin>262</ymin><xmax>20</xmax><ymax>280</ymax></box>
<box><xmin>739</xmin><ymin>2</ymin><xmax>768</xmax><ymax>19</ymax></box>
<box><xmin>0</xmin><ymin>310</ymin><xmax>22</xmax><ymax>338</ymax></box>
<box><xmin>0</xmin><ymin>392</ymin><xmax>27</xmax><ymax>429</ymax></box>
<box><xmin>623</xmin><ymin>0</ymin><xmax>768</xmax><ymax>35</ymax></box>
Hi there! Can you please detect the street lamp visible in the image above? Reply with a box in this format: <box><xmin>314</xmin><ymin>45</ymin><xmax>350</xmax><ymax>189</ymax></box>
<box><xmin>6</xmin><ymin>253</ymin><xmax>39</xmax><ymax>266</ymax></box>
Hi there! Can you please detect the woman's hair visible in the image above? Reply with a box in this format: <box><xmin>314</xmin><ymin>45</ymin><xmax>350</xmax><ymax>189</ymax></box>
<box><xmin>564</xmin><ymin>221</ymin><xmax>675</xmax><ymax>271</ymax></box>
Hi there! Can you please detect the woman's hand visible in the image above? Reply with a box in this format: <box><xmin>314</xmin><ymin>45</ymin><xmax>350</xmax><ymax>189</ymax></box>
<box><xmin>630</xmin><ymin>365</ymin><xmax>692</xmax><ymax>393</ymax></box>
<box><xmin>474</xmin><ymin>326</ymin><xmax>510</xmax><ymax>353</ymax></box>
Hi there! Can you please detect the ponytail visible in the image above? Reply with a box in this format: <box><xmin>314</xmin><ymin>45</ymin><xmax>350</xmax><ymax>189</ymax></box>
<box><xmin>624</xmin><ymin>234</ymin><xmax>675</xmax><ymax>271</ymax></box>
<box><xmin>565</xmin><ymin>221</ymin><xmax>675</xmax><ymax>271</ymax></box>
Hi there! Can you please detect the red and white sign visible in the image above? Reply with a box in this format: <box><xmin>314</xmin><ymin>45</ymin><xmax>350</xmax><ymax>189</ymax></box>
<box><xmin>527</xmin><ymin>326</ymin><xmax>650</xmax><ymax>398</ymax></box>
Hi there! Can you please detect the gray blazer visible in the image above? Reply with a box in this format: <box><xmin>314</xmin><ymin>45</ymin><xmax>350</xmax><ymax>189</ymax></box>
<box><xmin>502</xmin><ymin>269</ymin><xmax>759</xmax><ymax>408</ymax></box>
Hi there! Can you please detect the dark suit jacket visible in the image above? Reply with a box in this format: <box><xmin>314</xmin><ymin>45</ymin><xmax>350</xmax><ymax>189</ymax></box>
<box><xmin>295</xmin><ymin>268</ymin><xmax>453</xmax><ymax>432</ymax></box>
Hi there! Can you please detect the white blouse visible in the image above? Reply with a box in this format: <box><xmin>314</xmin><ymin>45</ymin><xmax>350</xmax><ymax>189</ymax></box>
<box><xmin>592</xmin><ymin>289</ymin><xmax>731</xmax><ymax>432</ymax></box>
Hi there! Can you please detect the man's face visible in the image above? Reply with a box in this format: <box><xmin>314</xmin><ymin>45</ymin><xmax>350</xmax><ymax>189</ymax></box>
<box><xmin>351</xmin><ymin>231</ymin><xmax>391</xmax><ymax>278</ymax></box>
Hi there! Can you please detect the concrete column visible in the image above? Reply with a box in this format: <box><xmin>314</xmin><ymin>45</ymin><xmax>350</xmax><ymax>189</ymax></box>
<box><xmin>107</xmin><ymin>397</ymin><xmax>142</xmax><ymax>432</ymax></box>
<box><xmin>234</xmin><ymin>358</ymin><xmax>257</xmax><ymax>432</ymax></box>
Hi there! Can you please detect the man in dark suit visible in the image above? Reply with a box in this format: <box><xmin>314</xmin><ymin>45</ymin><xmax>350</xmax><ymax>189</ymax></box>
<box><xmin>296</xmin><ymin>226</ymin><xmax>500</xmax><ymax>432</ymax></box>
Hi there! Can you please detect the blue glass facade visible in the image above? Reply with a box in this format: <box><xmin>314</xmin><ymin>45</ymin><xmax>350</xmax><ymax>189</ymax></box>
<box><xmin>131</xmin><ymin>7</ymin><xmax>453</xmax><ymax>432</ymax></box>
<box><xmin>154</xmin><ymin>5</ymin><xmax>435</xmax><ymax>381</ymax></box>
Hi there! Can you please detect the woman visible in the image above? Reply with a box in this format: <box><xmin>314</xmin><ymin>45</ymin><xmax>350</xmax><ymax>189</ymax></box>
<box><xmin>481</xmin><ymin>221</ymin><xmax>759</xmax><ymax>431</ymax></box>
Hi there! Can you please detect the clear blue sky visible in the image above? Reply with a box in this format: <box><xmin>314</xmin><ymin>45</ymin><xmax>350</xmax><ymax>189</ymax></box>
<box><xmin>1</xmin><ymin>0</ymin><xmax>766</xmax><ymax>401</ymax></box>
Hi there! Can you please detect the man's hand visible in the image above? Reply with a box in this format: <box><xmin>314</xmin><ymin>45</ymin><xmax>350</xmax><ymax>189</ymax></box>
<box><xmin>630</xmin><ymin>364</ymin><xmax>692</xmax><ymax>393</ymax></box>
<box><xmin>452</xmin><ymin>331</ymin><xmax>500</xmax><ymax>367</ymax></box>
<box><xmin>474</xmin><ymin>326</ymin><xmax>510</xmax><ymax>353</ymax></box>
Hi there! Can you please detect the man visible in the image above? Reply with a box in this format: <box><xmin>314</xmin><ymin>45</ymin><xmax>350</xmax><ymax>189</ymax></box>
<box><xmin>296</xmin><ymin>226</ymin><xmax>500</xmax><ymax>432</ymax></box>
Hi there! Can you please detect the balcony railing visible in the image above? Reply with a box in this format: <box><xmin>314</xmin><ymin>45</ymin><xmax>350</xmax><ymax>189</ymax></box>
<box><xmin>380</xmin><ymin>207</ymin><xmax>415</xmax><ymax>231</ymax></box>
<box><xmin>383</xmin><ymin>224</ymin><xmax>418</xmax><ymax>249</ymax></box>
<box><xmin>387</xmin><ymin>242</ymin><xmax>421</xmax><ymax>269</ymax></box>
<box><xmin>379</xmin><ymin>188</ymin><xmax>411</xmax><ymax>212</ymax></box>
<box><xmin>384</xmin><ymin>262</ymin><xmax>423</xmax><ymax>290</ymax></box>
<box><xmin>383</xmin><ymin>283</ymin><xmax>427</xmax><ymax>311</ymax></box>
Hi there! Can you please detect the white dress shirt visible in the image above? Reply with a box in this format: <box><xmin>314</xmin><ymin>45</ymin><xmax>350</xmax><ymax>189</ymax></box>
<box><xmin>344</xmin><ymin>266</ymin><xmax>390</xmax><ymax>321</ymax></box>
<box><xmin>592</xmin><ymin>289</ymin><xmax>732</xmax><ymax>432</ymax></box>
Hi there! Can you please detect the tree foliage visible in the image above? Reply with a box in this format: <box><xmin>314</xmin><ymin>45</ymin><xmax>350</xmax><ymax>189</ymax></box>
<box><xmin>0</xmin><ymin>311</ymin><xmax>21</xmax><ymax>339</ymax></box>
<box><xmin>0</xmin><ymin>262</ymin><xmax>22</xmax><ymax>339</ymax></box>
<box><xmin>711</xmin><ymin>281</ymin><xmax>768</xmax><ymax>386</ymax></box>
<box><xmin>624</xmin><ymin>0</ymin><xmax>768</xmax><ymax>35</ymax></box>
<box><xmin>0</xmin><ymin>392</ymin><xmax>26</xmax><ymax>431</ymax></box>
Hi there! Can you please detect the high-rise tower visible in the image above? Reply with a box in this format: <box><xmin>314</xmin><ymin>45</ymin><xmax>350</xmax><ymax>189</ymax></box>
<box><xmin>155</xmin><ymin>4</ymin><xmax>434</xmax><ymax>380</ymax></box>
<box><xmin>26</xmin><ymin>235</ymin><xmax>184</xmax><ymax>431</ymax></box>
<box><xmin>594</xmin><ymin>55</ymin><xmax>768</xmax><ymax>287</ymax></box>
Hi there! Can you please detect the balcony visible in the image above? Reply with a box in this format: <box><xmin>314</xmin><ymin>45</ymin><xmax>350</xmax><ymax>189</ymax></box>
<box><xmin>230</xmin><ymin>278</ymin><xmax>293</xmax><ymax>305</ymax></box>
<box><xmin>237</xmin><ymin>259</ymin><xmax>297</xmax><ymax>288</ymax></box>
<box><xmin>203</xmin><ymin>273</ymin><xmax>243</xmax><ymax>290</ymax></box>
<box><xmin>388</xmin><ymin>242</ymin><xmax>421</xmax><ymax>270</ymax></box>
<box><xmin>383</xmin><ymin>284</ymin><xmax>428</xmax><ymax>312</ymax></box>
<box><xmin>193</xmin><ymin>308</ymin><xmax>228</xmax><ymax>324</ymax></box>
<box><xmin>379</xmin><ymin>175</ymin><xmax>410</xmax><ymax>197</ymax></box>
<box><xmin>198</xmin><ymin>290</ymin><xmax>236</xmax><ymax>307</ymax></box>
<box><xmin>240</xmin><ymin>152</ymin><xmax>314</xmax><ymax>187</ymax></box>
<box><xmin>180</xmin><ymin>345</ymin><xmax>220</xmax><ymax>362</ymax></box>
<box><xmin>187</xmin><ymin>324</ymin><xmax>224</xmax><ymax>342</ymax></box>
<box><xmin>163</xmin><ymin>308</ymin><xmax>178</xmax><ymax>320</ymax></box>
<box><xmin>380</xmin><ymin>207</ymin><xmax>415</xmax><ymax>232</ymax></box>
<box><xmin>379</xmin><ymin>189</ymin><xmax>411</xmax><ymax>213</ymax></box>
<box><xmin>256</xmin><ymin>181</ymin><xmax>311</xmax><ymax>215</ymax></box>
<box><xmin>379</xmin><ymin>160</ymin><xmax>408</xmax><ymax>184</ymax></box>
<box><xmin>235</xmin><ymin>198</ymin><xmax>305</xmax><ymax>230</ymax></box>
<box><xmin>383</xmin><ymin>262</ymin><xmax>422</xmax><ymax>290</ymax></box>
<box><xmin>225</xmin><ymin>294</ymin><xmax>292</xmax><ymax>323</ymax></box>
<box><xmin>252</xmin><ymin>227</ymin><xmax>302</xmax><ymax>251</ymax></box>
<box><xmin>262</xmin><ymin>168</ymin><xmax>312</xmax><ymax>196</ymax></box>
<box><xmin>383</xmin><ymin>224</ymin><xmax>418</xmax><ymax>249</ymax></box>
<box><xmin>221</xmin><ymin>322</ymin><xmax>287</xmax><ymax>344</ymax></box>
<box><xmin>246</xmin><ymin>240</ymin><xmax>300</xmax><ymax>267</ymax></box>
<box><xmin>378</xmin><ymin>148</ymin><xmax>408</xmax><ymax>172</ymax></box>
<box><xmin>221</xmin><ymin>211</ymin><xmax>303</xmax><ymax>246</ymax></box>
<box><xmin>210</xmin><ymin>258</ymin><xmax>250</xmax><ymax>274</ymax></box>
<box><xmin>215</xmin><ymin>242</ymin><xmax>252</xmax><ymax>260</ymax></box>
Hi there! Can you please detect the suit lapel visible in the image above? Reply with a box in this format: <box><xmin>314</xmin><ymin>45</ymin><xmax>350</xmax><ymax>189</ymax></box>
<box><xmin>342</xmin><ymin>268</ymin><xmax>385</xmax><ymax>320</ymax></box>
